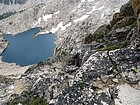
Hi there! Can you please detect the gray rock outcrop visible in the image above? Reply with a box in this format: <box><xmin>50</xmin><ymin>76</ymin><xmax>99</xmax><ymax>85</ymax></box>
<box><xmin>0</xmin><ymin>0</ymin><xmax>140</xmax><ymax>105</ymax></box>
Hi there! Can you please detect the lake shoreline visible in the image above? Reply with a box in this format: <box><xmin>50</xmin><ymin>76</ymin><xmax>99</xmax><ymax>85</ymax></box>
<box><xmin>0</xmin><ymin>33</ymin><xmax>28</xmax><ymax>78</ymax></box>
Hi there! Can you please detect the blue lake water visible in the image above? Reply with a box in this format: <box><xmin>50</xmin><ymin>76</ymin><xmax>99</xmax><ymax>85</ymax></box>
<box><xmin>1</xmin><ymin>28</ymin><xmax>55</xmax><ymax>66</ymax></box>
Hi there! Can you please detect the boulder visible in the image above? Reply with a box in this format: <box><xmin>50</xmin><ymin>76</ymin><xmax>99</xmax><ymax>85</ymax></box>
<box><xmin>120</xmin><ymin>1</ymin><xmax>134</xmax><ymax>16</ymax></box>
<box><xmin>113</xmin><ymin>16</ymin><xmax>136</xmax><ymax>30</ymax></box>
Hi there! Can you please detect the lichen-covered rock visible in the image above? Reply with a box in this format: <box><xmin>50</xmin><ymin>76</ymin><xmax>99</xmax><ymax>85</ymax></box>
<box><xmin>56</xmin><ymin>82</ymin><xmax>116</xmax><ymax>105</ymax></box>
<box><xmin>0</xmin><ymin>75</ymin><xmax>15</xmax><ymax>104</ymax></box>
<box><xmin>113</xmin><ymin>16</ymin><xmax>136</xmax><ymax>29</ymax></box>
<box><xmin>75</xmin><ymin>51</ymin><xmax>113</xmax><ymax>81</ymax></box>
<box><xmin>110</xmin><ymin>12</ymin><xmax>124</xmax><ymax>26</ymax></box>
<box><xmin>120</xmin><ymin>0</ymin><xmax>134</xmax><ymax>16</ymax></box>
<box><xmin>56</xmin><ymin>48</ymin><xmax>140</xmax><ymax>105</ymax></box>
<box><xmin>84</xmin><ymin>24</ymin><xmax>111</xmax><ymax>44</ymax></box>
<box><xmin>109</xmin><ymin>48</ymin><xmax>140</xmax><ymax>83</ymax></box>
<box><xmin>2</xmin><ymin>0</ymin><xmax>140</xmax><ymax>105</ymax></box>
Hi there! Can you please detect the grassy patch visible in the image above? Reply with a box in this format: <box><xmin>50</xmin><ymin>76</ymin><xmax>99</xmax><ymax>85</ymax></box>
<box><xmin>96</xmin><ymin>44</ymin><xmax>126</xmax><ymax>51</ymax></box>
<box><xmin>28</xmin><ymin>97</ymin><xmax>48</xmax><ymax>105</ymax></box>
<box><xmin>9</xmin><ymin>96</ymin><xmax>48</xmax><ymax>105</ymax></box>
<box><xmin>113</xmin><ymin>17</ymin><xmax>136</xmax><ymax>29</ymax></box>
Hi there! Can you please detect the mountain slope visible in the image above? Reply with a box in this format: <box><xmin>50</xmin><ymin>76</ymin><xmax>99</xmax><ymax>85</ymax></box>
<box><xmin>0</xmin><ymin>0</ymin><xmax>140</xmax><ymax>105</ymax></box>
<box><xmin>0</xmin><ymin>0</ymin><xmax>52</xmax><ymax>15</ymax></box>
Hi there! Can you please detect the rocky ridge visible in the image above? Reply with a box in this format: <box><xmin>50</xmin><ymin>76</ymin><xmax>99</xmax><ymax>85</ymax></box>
<box><xmin>0</xmin><ymin>0</ymin><xmax>129</xmax><ymax>60</ymax></box>
<box><xmin>0</xmin><ymin>0</ymin><xmax>140</xmax><ymax>105</ymax></box>
<box><xmin>0</xmin><ymin>0</ymin><xmax>128</xmax><ymax>76</ymax></box>
<box><xmin>0</xmin><ymin>0</ymin><xmax>53</xmax><ymax>15</ymax></box>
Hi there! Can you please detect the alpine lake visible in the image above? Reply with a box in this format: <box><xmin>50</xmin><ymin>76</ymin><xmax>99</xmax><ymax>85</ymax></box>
<box><xmin>1</xmin><ymin>28</ymin><xmax>55</xmax><ymax>66</ymax></box>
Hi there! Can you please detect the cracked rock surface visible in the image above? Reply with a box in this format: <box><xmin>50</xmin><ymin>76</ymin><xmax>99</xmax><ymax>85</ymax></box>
<box><xmin>0</xmin><ymin>0</ymin><xmax>140</xmax><ymax>105</ymax></box>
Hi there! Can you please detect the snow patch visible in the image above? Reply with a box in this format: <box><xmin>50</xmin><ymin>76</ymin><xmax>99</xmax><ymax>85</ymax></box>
<box><xmin>87</xmin><ymin>6</ymin><xmax>104</xmax><ymax>14</ymax></box>
<box><xmin>97</xmin><ymin>6</ymin><xmax>105</xmax><ymax>10</ymax></box>
<box><xmin>7</xmin><ymin>32</ymin><xmax>11</xmax><ymax>34</ymax></box>
<box><xmin>38</xmin><ymin>17</ymin><xmax>42</xmax><ymax>24</ymax></box>
<box><xmin>64</xmin><ymin>22</ymin><xmax>72</xmax><ymax>28</ymax></box>
<box><xmin>74</xmin><ymin>15</ymin><xmax>89</xmax><ymax>22</ymax></box>
<box><xmin>101</xmin><ymin>13</ymin><xmax>104</xmax><ymax>18</ymax></box>
<box><xmin>33</xmin><ymin>77</ymin><xmax>42</xmax><ymax>87</ymax></box>
<box><xmin>54</xmin><ymin>11</ymin><xmax>60</xmax><ymax>15</ymax></box>
<box><xmin>8</xmin><ymin>85</ymin><xmax>14</xmax><ymax>90</ymax></box>
<box><xmin>81</xmin><ymin>0</ymin><xmax>85</xmax><ymax>2</ymax></box>
<box><xmin>33</xmin><ymin>13</ymin><xmax>53</xmax><ymax>26</ymax></box>
<box><xmin>33</xmin><ymin>17</ymin><xmax>42</xmax><ymax>26</ymax></box>
<box><xmin>88</xmin><ymin>0</ymin><xmax>95</xmax><ymax>2</ymax></box>
<box><xmin>72</xmin><ymin>9</ymin><xmax>77</xmax><ymax>12</ymax></box>
<box><xmin>101</xmin><ymin>100</ymin><xmax>108</xmax><ymax>105</ymax></box>
<box><xmin>49</xmin><ymin>99</ymin><xmax>55</xmax><ymax>104</ymax></box>
<box><xmin>39</xmin><ymin>30</ymin><xmax>50</xmax><ymax>34</ymax></box>
<box><xmin>50</xmin><ymin>22</ymin><xmax>72</xmax><ymax>33</ymax></box>
<box><xmin>42</xmin><ymin>14</ymin><xmax>52</xmax><ymax>21</ymax></box>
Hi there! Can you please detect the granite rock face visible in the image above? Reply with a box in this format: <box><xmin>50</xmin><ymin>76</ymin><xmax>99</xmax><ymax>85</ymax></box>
<box><xmin>0</xmin><ymin>0</ymin><xmax>128</xmax><ymax>75</ymax></box>
<box><xmin>0</xmin><ymin>0</ymin><xmax>128</xmax><ymax>54</ymax></box>
<box><xmin>0</xmin><ymin>0</ymin><xmax>27</xmax><ymax>5</ymax></box>
<box><xmin>0</xmin><ymin>0</ymin><xmax>53</xmax><ymax>15</ymax></box>
<box><xmin>0</xmin><ymin>0</ymin><xmax>140</xmax><ymax>105</ymax></box>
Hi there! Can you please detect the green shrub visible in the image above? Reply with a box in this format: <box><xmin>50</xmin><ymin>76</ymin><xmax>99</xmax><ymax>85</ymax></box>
<box><xmin>96</xmin><ymin>44</ymin><xmax>126</xmax><ymax>51</ymax></box>
<box><xmin>28</xmin><ymin>97</ymin><xmax>48</xmax><ymax>105</ymax></box>
<box><xmin>9</xmin><ymin>96</ymin><xmax>48</xmax><ymax>105</ymax></box>
<box><xmin>113</xmin><ymin>17</ymin><xmax>136</xmax><ymax>29</ymax></box>
<box><xmin>9</xmin><ymin>99</ymin><xmax>15</xmax><ymax>105</ymax></box>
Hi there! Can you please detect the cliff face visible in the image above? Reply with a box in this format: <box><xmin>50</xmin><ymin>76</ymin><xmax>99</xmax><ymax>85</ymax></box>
<box><xmin>0</xmin><ymin>0</ymin><xmax>51</xmax><ymax>15</ymax></box>
<box><xmin>0</xmin><ymin>0</ymin><xmax>128</xmax><ymax>79</ymax></box>
<box><xmin>0</xmin><ymin>0</ymin><xmax>27</xmax><ymax>5</ymax></box>
<box><xmin>0</xmin><ymin>0</ymin><xmax>129</xmax><ymax>56</ymax></box>
<box><xmin>0</xmin><ymin>0</ymin><xmax>140</xmax><ymax>105</ymax></box>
